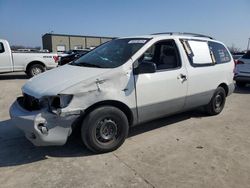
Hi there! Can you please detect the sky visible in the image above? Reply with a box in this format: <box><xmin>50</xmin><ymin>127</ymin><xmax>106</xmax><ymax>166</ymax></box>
<box><xmin>0</xmin><ymin>0</ymin><xmax>250</xmax><ymax>50</ymax></box>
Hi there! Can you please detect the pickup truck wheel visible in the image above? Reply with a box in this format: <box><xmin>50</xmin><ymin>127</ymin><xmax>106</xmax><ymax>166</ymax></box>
<box><xmin>205</xmin><ymin>87</ymin><xmax>226</xmax><ymax>116</ymax></box>
<box><xmin>81</xmin><ymin>106</ymin><xmax>129</xmax><ymax>153</ymax></box>
<box><xmin>236</xmin><ymin>81</ymin><xmax>246</xmax><ymax>88</ymax></box>
<box><xmin>27</xmin><ymin>64</ymin><xmax>45</xmax><ymax>77</ymax></box>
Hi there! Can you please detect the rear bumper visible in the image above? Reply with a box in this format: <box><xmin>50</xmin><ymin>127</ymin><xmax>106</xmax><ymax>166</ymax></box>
<box><xmin>234</xmin><ymin>75</ymin><xmax>250</xmax><ymax>83</ymax></box>
<box><xmin>9</xmin><ymin>100</ymin><xmax>79</xmax><ymax>146</ymax></box>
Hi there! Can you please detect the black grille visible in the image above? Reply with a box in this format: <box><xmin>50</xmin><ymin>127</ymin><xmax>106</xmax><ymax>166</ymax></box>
<box><xmin>17</xmin><ymin>93</ymin><xmax>41</xmax><ymax>111</ymax></box>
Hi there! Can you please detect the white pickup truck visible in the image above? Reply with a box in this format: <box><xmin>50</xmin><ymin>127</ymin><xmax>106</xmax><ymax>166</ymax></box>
<box><xmin>0</xmin><ymin>39</ymin><xmax>58</xmax><ymax>77</ymax></box>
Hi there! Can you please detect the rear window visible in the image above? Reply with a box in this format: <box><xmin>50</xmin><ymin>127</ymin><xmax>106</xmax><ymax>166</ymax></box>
<box><xmin>208</xmin><ymin>42</ymin><xmax>231</xmax><ymax>64</ymax></box>
<box><xmin>0</xmin><ymin>43</ymin><xmax>5</xmax><ymax>53</ymax></box>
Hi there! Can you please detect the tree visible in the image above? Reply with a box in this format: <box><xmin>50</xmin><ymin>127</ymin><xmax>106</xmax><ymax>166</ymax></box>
<box><xmin>228</xmin><ymin>44</ymin><xmax>241</xmax><ymax>53</ymax></box>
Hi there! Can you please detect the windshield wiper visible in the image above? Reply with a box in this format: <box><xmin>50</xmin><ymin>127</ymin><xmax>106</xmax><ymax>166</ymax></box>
<box><xmin>71</xmin><ymin>62</ymin><xmax>102</xmax><ymax>68</ymax></box>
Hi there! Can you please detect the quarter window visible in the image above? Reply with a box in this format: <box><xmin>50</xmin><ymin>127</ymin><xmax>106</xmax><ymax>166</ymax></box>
<box><xmin>0</xmin><ymin>43</ymin><xmax>5</xmax><ymax>53</ymax></box>
<box><xmin>208</xmin><ymin>42</ymin><xmax>231</xmax><ymax>63</ymax></box>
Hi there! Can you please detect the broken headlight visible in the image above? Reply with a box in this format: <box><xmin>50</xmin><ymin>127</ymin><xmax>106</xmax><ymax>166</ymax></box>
<box><xmin>40</xmin><ymin>95</ymin><xmax>73</xmax><ymax>113</ymax></box>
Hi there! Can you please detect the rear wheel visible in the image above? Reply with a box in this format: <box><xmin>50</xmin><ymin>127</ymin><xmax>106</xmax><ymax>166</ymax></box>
<box><xmin>236</xmin><ymin>81</ymin><xmax>246</xmax><ymax>88</ymax></box>
<box><xmin>205</xmin><ymin>87</ymin><xmax>226</xmax><ymax>116</ymax></box>
<box><xmin>27</xmin><ymin>64</ymin><xmax>45</xmax><ymax>77</ymax></box>
<box><xmin>81</xmin><ymin>106</ymin><xmax>129</xmax><ymax>153</ymax></box>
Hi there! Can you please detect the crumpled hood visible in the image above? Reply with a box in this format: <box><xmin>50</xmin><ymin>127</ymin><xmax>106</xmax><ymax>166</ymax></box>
<box><xmin>22</xmin><ymin>64</ymin><xmax>110</xmax><ymax>98</ymax></box>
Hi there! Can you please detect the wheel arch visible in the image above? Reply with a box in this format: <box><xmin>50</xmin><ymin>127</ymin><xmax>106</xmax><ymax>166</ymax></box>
<box><xmin>25</xmin><ymin>61</ymin><xmax>46</xmax><ymax>72</ymax></box>
<box><xmin>218</xmin><ymin>83</ymin><xmax>229</xmax><ymax>96</ymax></box>
<box><xmin>83</xmin><ymin>100</ymin><xmax>135</xmax><ymax>127</ymax></box>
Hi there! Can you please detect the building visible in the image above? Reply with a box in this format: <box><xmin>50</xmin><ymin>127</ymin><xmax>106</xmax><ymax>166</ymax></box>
<box><xmin>42</xmin><ymin>33</ymin><xmax>114</xmax><ymax>52</ymax></box>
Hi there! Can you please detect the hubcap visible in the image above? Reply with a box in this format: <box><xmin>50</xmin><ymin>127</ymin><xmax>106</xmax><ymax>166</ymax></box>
<box><xmin>32</xmin><ymin>67</ymin><xmax>42</xmax><ymax>75</ymax></box>
<box><xmin>96</xmin><ymin>118</ymin><xmax>118</xmax><ymax>143</ymax></box>
<box><xmin>215</xmin><ymin>94</ymin><xmax>223</xmax><ymax>108</ymax></box>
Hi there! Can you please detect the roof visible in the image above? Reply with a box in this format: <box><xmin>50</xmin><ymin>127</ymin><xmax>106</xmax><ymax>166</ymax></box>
<box><xmin>119</xmin><ymin>32</ymin><xmax>215</xmax><ymax>41</ymax></box>
<box><xmin>151</xmin><ymin>32</ymin><xmax>214</xmax><ymax>39</ymax></box>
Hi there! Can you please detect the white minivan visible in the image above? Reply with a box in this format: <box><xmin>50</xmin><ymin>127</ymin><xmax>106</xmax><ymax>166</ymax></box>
<box><xmin>10</xmin><ymin>33</ymin><xmax>235</xmax><ymax>153</ymax></box>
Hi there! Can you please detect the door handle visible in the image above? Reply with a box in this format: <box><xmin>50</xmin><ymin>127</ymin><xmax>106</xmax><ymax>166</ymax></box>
<box><xmin>177</xmin><ymin>74</ymin><xmax>187</xmax><ymax>82</ymax></box>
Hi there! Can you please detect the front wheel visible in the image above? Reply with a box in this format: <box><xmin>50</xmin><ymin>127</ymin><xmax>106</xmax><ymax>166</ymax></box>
<box><xmin>81</xmin><ymin>106</ymin><xmax>129</xmax><ymax>153</ymax></box>
<box><xmin>205</xmin><ymin>87</ymin><xmax>226</xmax><ymax>116</ymax></box>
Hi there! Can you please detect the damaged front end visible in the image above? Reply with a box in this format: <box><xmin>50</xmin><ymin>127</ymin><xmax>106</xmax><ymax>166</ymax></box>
<box><xmin>8</xmin><ymin>36</ymin><xmax>143</xmax><ymax>147</ymax></box>
<box><xmin>9</xmin><ymin>93</ymin><xmax>80</xmax><ymax>146</ymax></box>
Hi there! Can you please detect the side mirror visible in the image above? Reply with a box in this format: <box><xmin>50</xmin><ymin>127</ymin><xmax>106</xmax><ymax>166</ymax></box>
<box><xmin>134</xmin><ymin>61</ymin><xmax>156</xmax><ymax>75</ymax></box>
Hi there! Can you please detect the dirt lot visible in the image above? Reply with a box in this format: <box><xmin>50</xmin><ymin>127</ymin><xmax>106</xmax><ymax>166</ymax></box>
<box><xmin>0</xmin><ymin>72</ymin><xmax>250</xmax><ymax>188</ymax></box>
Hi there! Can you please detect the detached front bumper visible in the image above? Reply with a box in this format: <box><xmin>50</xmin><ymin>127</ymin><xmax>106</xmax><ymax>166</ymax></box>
<box><xmin>9</xmin><ymin>99</ymin><xmax>79</xmax><ymax>146</ymax></box>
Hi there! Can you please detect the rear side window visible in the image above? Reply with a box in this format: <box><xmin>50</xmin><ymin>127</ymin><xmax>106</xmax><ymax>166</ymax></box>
<box><xmin>208</xmin><ymin>42</ymin><xmax>231</xmax><ymax>64</ymax></box>
<box><xmin>0</xmin><ymin>43</ymin><xmax>5</xmax><ymax>53</ymax></box>
<box><xmin>181</xmin><ymin>39</ymin><xmax>213</xmax><ymax>67</ymax></box>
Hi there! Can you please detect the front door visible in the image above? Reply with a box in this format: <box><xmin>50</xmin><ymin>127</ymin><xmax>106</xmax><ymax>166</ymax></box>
<box><xmin>134</xmin><ymin>40</ymin><xmax>188</xmax><ymax>123</ymax></box>
<box><xmin>0</xmin><ymin>42</ymin><xmax>12</xmax><ymax>72</ymax></box>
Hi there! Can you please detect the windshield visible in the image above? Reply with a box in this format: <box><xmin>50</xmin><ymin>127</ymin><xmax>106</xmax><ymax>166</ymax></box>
<box><xmin>71</xmin><ymin>38</ymin><xmax>149</xmax><ymax>68</ymax></box>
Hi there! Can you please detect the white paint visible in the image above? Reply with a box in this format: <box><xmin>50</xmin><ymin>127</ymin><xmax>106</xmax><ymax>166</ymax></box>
<box><xmin>0</xmin><ymin>40</ymin><xmax>13</xmax><ymax>72</ymax></box>
<box><xmin>9</xmin><ymin>33</ymin><xmax>235</xmax><ymax>146</ymax></box>
<box><xmin>0</xmin><ymin>39</ymin><xmax>58</xmax><ymax>74</ymax></box>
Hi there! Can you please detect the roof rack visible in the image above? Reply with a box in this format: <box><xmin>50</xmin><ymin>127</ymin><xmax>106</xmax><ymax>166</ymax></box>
<box><xmin>151</xmin><ymin>32</ymin><xmax>214</xmax><ymax>39</ymax></box>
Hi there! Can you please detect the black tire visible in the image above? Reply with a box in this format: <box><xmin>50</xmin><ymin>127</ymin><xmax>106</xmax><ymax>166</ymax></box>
<box><xmin>205</xmin><ymin>87</ymin><xmax>226</xmax><ymax>116</ymax></box>
<box><xmin>236</xmin><ymin>81</ymin><xmax>246</xmax><ymax>88</ymax></box>
<box><xmin>27</xmin><ymin>64</ymin><xmax>45</xmax><ymax>77</ymax></box>
<box><xmin>81</xmin><ymin>106</ymin><xmax>129</xmax><ymax>153</ymax></box>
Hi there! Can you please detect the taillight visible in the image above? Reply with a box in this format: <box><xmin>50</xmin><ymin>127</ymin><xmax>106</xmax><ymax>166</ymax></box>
<box><xmin>233</xmin><ymin>60</ymin><xmax>236</xmax><ymax>73</ymax></box>
<box><xmin>53</xmin><ymin>56</ymin><xmax>59</xmax><ymax>63</ymax></box>
<box><xmin>236</xmin><ymin>60</ymin><xmax>244</xmax><ymax>65</ymax></box>
<box><xmin>234</xmin><ymin>60</ymin><xmax>244</xmax><ymax>74</ymax></box>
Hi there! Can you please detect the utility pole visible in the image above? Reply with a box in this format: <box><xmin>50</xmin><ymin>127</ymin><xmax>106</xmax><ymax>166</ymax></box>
<box><xmin>247</xmin><ymin>38</ymin><xmax>250</xmax><ymax>52</ymax></box>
